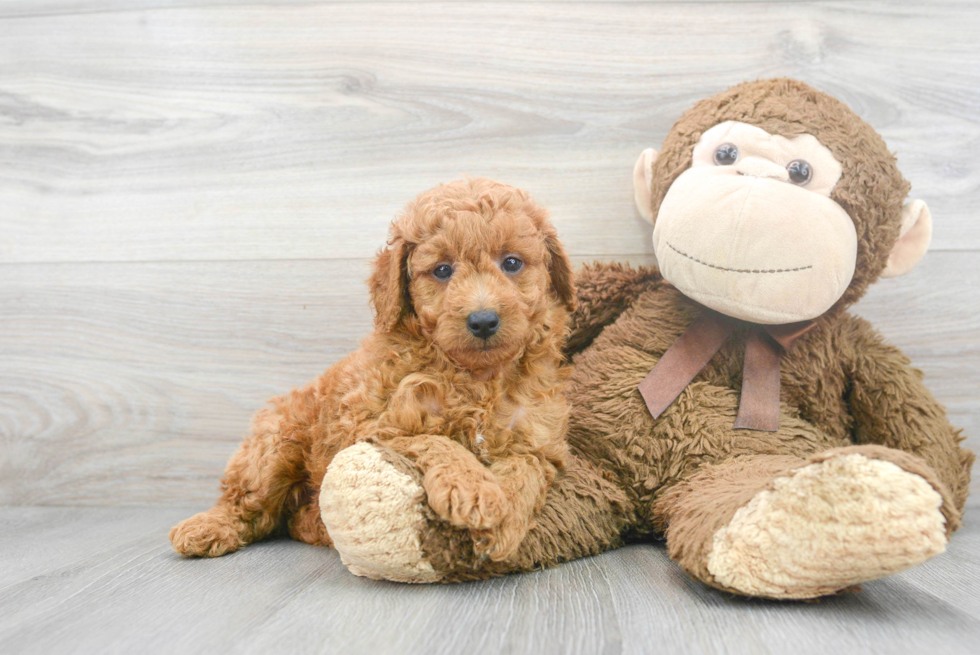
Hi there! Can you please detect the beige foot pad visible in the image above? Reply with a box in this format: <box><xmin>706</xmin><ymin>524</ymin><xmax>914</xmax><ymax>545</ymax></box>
<box><xmin>320</xmin><ymin>442</ymin><xmax>444</xmax><ymax>583</ymax></box>
<box><xmin>707</xmin><ymin>453</ymin><xmax>948</xmax><ymax>599</ymax></box>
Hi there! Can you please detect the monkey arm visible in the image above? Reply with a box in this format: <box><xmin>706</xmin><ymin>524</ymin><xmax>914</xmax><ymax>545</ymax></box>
<box><xmin>565</xmin><ymin>262</ymin><xmax>661</xmax><ymax>357</ymax></box>
<box><xmin>842</xmin><ymin>315</ymin><xmax>974</xmax><ymax>516</ymax></box>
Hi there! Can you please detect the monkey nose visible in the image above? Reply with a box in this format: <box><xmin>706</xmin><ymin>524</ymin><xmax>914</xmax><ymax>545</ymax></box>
<box><xmin>735</xmin><ymin>157</ymin><xmax>789</xmax><ymax>182</ymax></box>
<box><xmin>467</xmin><ymin>310</ymin><xmax>500</xmax><ymax>340</ymax></box>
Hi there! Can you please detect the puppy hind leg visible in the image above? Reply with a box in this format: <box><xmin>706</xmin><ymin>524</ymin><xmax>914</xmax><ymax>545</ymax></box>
<box><xmin>287</xmin><ymin>493</ymin><xmax>333</xmax><ymax>548</ymax></box>
<box><xmin>170</xmin><ymin>408</ymin><xmax>308</xmax><ymax>557</ymax></box>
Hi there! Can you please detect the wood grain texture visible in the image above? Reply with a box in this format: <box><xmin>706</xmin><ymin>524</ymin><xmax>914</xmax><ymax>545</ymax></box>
<box><xmin>1</xmin><ymin>1</ymin><xmax>978</xmax><ymax>650</ymax></box>
<box><xmin>1</xmin><ymin>506</ymin><xmax>979</xmax><ymax>655</ymax></box>
<box><xmin>1</xmin><ymin>252</ymin><xmax>976</xmax><ymax>506</ymax></box>
<box><xmin>1</xmin><ymin>1</ymin><xmax>979</xmax><ymax>265</ymax></box>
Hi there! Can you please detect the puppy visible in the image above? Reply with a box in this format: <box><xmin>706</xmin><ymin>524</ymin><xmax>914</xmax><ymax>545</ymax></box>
<box><xmin>170</xmin><ymin>178</ymin><xmax>575</xmax><ymax>562</ymax></box>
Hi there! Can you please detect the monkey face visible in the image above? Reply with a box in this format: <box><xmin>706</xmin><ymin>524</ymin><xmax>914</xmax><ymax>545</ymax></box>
<box><xmin>635</xmin><ymin>80</ymin><xmax>934</xmax><ymax>318</ymax></box>
<box><xmin>651</xmin><ymin>121</ymin><xmax>857</xmax><ymax>324</ymax></box>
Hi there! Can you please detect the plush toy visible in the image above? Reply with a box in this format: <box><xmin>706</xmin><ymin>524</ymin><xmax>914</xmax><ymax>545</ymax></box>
<box><xmin>318</xmin><ymin>79</ymin><xmax>974</xmax><ymax>599</ymax></box>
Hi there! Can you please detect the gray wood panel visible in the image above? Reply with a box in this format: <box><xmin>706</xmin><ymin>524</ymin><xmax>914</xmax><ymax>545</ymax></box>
<box><xmin>1</xmin><ymin>1</ymin><xmax>979</xmax><ymax>265</ymax></box>
<box><xmin>0</xmin><ymin>0</ymin><xmax>856</xmax><ymax>20</ymax></box>
<box><xmin>1</xmin><ymin>1</ymin><xmax>978</xmax><ymax>651</ymax></box>
<box><xmin>1</xmin><ymin>253</ymin><xmax>976</xmax><ymax>506</ymax></box>
<box><xmin>1</xmin><ymin>506</ymin><xmax>979</xmax><ymax>655</ymax></box>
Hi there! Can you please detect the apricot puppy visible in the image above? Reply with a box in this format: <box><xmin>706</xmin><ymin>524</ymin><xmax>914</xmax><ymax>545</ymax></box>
<box><xmin>170</xmin><ymin>178</ymin><xmax>575</xmax><ymax>562</ymax></box>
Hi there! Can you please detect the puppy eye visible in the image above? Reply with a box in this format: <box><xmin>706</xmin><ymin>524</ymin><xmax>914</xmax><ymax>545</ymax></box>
<box><xmin>433</xmin><ymin>264</ymin><xmax>453</xmax><ymax>280</ymax></box>
<box><xmin>501</xmin><ymin>256</ymin><xmax>523</xmax><ymax>273</ymax></box>
<box><xmin>786</xmin><ymin>159</ymin><xmax>812</xmax><ymax>185</ymax></box>
<box><xmin>713</xmin><ymin>143</ymin><xmax>739</xmax><ymax>166</ymax></box>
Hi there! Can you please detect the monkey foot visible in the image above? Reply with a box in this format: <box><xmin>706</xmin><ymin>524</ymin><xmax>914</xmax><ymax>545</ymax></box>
<box><xmin>320</xmin><ymin>442</ymin><xmax>445</xmax><ymax>583</ymax></box>
<box><xmin>706</xmin><ymin>453</ymin><xmax>948</xmax><ymax>599</ymax></box>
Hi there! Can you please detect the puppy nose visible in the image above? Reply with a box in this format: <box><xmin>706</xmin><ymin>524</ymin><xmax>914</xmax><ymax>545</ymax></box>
<box><xmin>467</xmin><ymin>310</ymin><xmax>500</xmax><ymax>340</ymax></box>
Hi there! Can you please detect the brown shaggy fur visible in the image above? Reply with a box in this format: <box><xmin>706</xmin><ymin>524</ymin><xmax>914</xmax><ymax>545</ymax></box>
<box><xmin>375</xmin><ymin>80</ymin><xmax>973</xmax><ymax>596</ymax></box>
<box><xmin>170</xmin><ymin>178</ymin><xmax>575</xmax><ymax>562</ymax></box>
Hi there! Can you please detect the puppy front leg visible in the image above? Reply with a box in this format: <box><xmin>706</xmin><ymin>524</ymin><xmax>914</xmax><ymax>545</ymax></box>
<box><xmin>475</xmin><ymin>455</ymin><xmax>555</xmax><ymax>562</ymax></box>
<box><xmin>384</xmin><ymin>435</ymin><xmax>508</xmax><ymax>532</ymax></box>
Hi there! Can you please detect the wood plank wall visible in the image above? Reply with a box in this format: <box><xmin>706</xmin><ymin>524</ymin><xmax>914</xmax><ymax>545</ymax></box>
<box><xmin>1</xmin><ymin>0</ymin><xmax>977</xmax><ymax>506</ymax></box>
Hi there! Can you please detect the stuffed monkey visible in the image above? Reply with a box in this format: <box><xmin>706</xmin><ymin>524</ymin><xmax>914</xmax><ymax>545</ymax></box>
<box><xmin>318</xmin><ymin>79</ymin><xmax>974</xmax><ymax>599</ymax></box>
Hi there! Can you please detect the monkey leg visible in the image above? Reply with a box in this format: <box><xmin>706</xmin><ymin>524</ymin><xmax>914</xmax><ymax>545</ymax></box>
<box><xmin>422</xmin><ymin>451</ymin><xmax>632</xmax><ymax>581</ymax></box>
<box><xmin>653</xmin><ymin>444</ymin><xmax>957</xmax><ymax>600</ymax></box>
<box><xmin>319</xmin><ymin>441</ymin><xmax>630</xmax><ymax>583</ymax></box>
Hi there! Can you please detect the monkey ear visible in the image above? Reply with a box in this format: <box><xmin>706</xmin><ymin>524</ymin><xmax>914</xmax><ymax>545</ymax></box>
<box><xmin>369</xmin><ymin>236</ymin><xmax>412</xmax><ymax>331</ymax></box>
<box><xmin>633</xmin><ymin>147</ymin><xmax>659</xmax><ymax>223</ymax></box>
<box><xmin>881</xmin><ymin>199</ymin><xmax>933</xmax><ymax>278</ymax></box>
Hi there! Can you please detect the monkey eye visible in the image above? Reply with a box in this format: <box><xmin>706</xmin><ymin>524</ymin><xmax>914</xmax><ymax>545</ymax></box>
<box><xmin>713</xmin><ymin>143</ymin><xmax>739</xmax><ymax>166</ymax></box>
<box><xmin>787</xmin><ymin>159</ymin><xmax>812</xmax><ymax>185</ymax></box>
<box><xmin>433</xmin><ymin>263</ymin><xmax>454</xmax><ymax>280</ymax></box>
<box><xmin>501</xmin><ymin>256</ymin><xmax>524</xmax><ymax>273</ymax></box>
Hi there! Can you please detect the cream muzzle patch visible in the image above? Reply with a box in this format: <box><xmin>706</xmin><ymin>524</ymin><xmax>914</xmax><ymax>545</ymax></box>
<box><xmin>651</xmin><ymin>121</ymin><xmax>857</xmax><ymax>324</ymax></box>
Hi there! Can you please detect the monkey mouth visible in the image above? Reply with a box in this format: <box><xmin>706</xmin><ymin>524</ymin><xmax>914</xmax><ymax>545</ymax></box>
<box><xmin>666</xmin><ymin>242</ymin><xmax>812</xmax><ymax>274</ymax></box>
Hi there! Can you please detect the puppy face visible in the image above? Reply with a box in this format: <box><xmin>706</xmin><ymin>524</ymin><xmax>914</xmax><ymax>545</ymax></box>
<box><xmin>409</xmin><ymin>209</ymin><xmax>551</xmax><ymax>369</ymax></box>
<box><xmin>370</xmin><ymin>179</ymin><xmax>574</xmax><ymax>371</ymax></box>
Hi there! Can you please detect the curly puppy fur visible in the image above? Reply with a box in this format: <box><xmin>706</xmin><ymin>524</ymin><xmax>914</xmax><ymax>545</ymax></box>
<box><xmin>170</xmin><ymin>178</ymin><xmax>575</xmax><ymax>562</ymax></box>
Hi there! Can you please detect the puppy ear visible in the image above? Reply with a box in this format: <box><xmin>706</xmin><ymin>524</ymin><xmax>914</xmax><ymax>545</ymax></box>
<box><xmin>543</xmin><ymin>225</ymin><xmax>576</xmax><ymax>312</ymax></box>
<box><xmin>369</xmin><ymin>235</ymin><xmax>412</xmax><ymax>332</ymax></box>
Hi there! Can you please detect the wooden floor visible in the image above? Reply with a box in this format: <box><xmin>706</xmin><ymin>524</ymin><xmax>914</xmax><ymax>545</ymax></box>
<box><xmin>0</xmin><ymin>504</ymin><xmax>979</xmax><ymax>655</ymax></box>
<box><xmin>1</xmin><ymin>1</ymin><xmax>979</xmax><ymax>653</ymax></box>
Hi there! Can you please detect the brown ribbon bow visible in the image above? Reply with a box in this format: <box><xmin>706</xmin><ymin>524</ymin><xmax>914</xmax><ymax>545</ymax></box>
<box><xmin>637</xmin><ymin>310</ymin><xmax>815</xmax><ymax>431</ymax></box>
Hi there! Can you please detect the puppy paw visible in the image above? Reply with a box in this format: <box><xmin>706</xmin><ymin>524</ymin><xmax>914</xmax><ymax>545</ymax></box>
<box><xmin>424</xmin><ymin>468</ymin><xmax>508</xmax><ymax>531</ymax></box>
<box><xmin>169</xmin><ymin>509</ymin><xmax>244</xmax><ymax>558</ymax></box>
<box><xmin>706</xmin><ymin>453</ymin><xmax>948</xmax><ymax>599</ymax></box>
<box><xmin>471</xmin><ymin>514</ymin><xmax>529</xmax><ymax>563</ymax></box>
